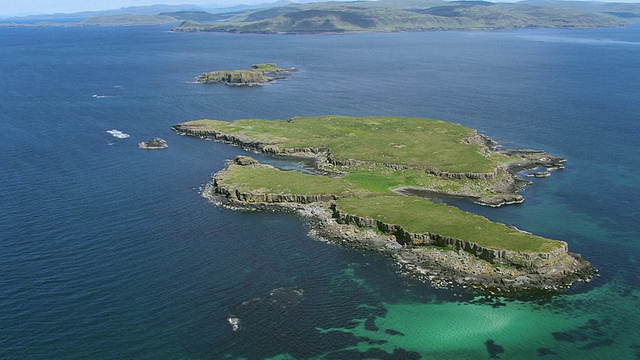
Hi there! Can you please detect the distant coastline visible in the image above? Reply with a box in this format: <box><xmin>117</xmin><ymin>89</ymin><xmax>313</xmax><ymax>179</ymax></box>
<box><xmin>3</xmin><ymin>0</ymin><xmax>639</xmax><ymax>32</ymax></box>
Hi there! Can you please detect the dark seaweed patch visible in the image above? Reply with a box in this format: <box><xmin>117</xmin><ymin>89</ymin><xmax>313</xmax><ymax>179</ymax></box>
<box><xmin>552</xmin><ymin>330</ymin><xmax>589</xmax><ymax>343</ymax></box>
<box><xmin>551</xmin><ymin>317</ymin><xmax>612</xmax><ymax>349</ymax></box>
<box><xmin>579</xmin><ymin>339</ymin><xmax>614</xmax><ymax>350</ymax></box>
<box><xmin>364</xmin><ymin>317</ymin><xmax>379</xmax><ymax>331</ymax></box>
<box><xmin>468</xmin><ymin>296</ymin><xmax>507</xmax><ymax>308</ymax></box>
<box><xmin>536</xmin><ymin>347</ymin><xmax>557</xmax><ymax>356</ymax></box>
<box><xmin>485</xmin><ymin>339</ymin><xmax>505</xmax><ymax>359</ymax></box>
<box><xmin>385</xmin><ymin>329</ymin><xmax>406</xmax><ymax>336</ymax></box>
<box><xmin>364</xmin><ymin>338</ymin><xmax>388</xmax><ymax>345</ymax></box>
<box><xmin>326</xmin><ymin>347</ymin><xmax>421</xmax><ymax>359</ymax></box>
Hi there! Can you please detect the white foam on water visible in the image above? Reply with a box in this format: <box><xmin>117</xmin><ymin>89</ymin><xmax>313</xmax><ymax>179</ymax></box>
<box><xmin>106</xmin><ymin>130</ymin><xmax>130</xmax><ymax>139</ymax></box>
<box><xmin>227</xmin><ymin>316</ymin><xmax>241</xmax><ymax>332</ymax></box>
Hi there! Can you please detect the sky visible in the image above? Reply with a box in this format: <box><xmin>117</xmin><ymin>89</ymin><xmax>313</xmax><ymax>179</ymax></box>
<box><xmin>0</xmin><ymin>0</ymin><xmax>259</xmax><ymax>17</ymax></box>
<box><xmin>0</xmin><ymin>0</ymin><xmax>637</xmax><ymax>17</ymax></box>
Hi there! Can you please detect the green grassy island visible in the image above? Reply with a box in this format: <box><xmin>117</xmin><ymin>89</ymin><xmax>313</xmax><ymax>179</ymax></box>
<box><xmin>173</xmin><ymin>116</ymin><xmax>592</xmax><ymax>294</ymax></box>
<box><xmin>195</xmin><ymin>63</ymin><xmax>297</xmax><ymax>86</ymax></box>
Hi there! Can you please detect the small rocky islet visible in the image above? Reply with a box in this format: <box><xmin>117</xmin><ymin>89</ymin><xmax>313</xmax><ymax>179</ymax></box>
<box><xmin>195</xmin><ymin>63</ymin><xmax>298</xmax><ymax>86</ymax></box>
<box><xmin>173</xmin><ymin>115</ymin><xmax>593</xmax><ymax>295</ymax></box>
<box><xmin>138</xmin><ymin>137</ymin><xmax>168</xmax><ymax>150</ymax></box>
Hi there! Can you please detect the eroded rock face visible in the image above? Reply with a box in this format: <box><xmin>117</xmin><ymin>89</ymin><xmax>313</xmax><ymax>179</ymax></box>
<box><xmin>331</xmin><ymin>206</ymin><xmax>571</xmax><ymax>270</ymax></box>
<box><xmin>201</xmin><ymin>168</ymin><xmax>593</xmax><ymax>295</ymax></box>
<box><xmin>213</xmin><ymin>179</ymin><xmax>340</xmax><ymax>205</ymax></box>
<box><xmin>197</xmin><ymin>70</ymin><xmax>270</xmax><ymax>85</ymax></box>
<box><xmin>172</xmin><ymin>123</ymin><xmax>567</xmax><ymax>207</ymax></box>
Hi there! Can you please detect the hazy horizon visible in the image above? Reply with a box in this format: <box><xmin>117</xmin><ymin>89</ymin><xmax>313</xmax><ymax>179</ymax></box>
<box><xmin>0</xmin><ymin>0</ymin><xmax>638</xmax><ymax>17</ymax></box>
<box><xmin>0</xmin><ymin>0</ymin><xmax>262</xmax><ymax>17</ymax></box>
<box><xmin>1</xmin><ymin>0</ymin><xmax>639</xmax><ymax>18</ymax></box>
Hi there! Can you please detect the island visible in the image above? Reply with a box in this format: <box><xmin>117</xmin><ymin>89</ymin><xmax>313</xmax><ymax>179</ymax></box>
<box><xmin>196</xmin><ymin>63</ymin><xmax>298</xmax><ymax>86</ymax></box>
<box><xmin>139</xmin><ymin>137</ymin><xmax>168</xmax><ymax>149</ymax></box>
<box><xmin>172</xmin><ymin>116</ymin><xmax>593</xmax><ymax>294</ymax></box>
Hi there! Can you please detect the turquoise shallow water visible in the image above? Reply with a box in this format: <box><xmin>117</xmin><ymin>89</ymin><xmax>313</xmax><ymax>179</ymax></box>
<box><xmin>0</xmin><ymin>25</ymin><xmax>638</xmax><ymax>359</ymax></box>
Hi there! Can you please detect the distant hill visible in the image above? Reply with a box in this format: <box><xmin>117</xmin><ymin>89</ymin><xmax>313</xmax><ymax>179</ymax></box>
<box><xmin>520</xmin><ymin>0</ymin><xmax>640</xmax><ymax>20</ymax></box>
<box><xmin>2</xmin><ymin>0</ymin><xmax>637</xmax><ymax>31</ymax></box>
<box><xmin>0</xmin><ymin>2</ymin><xmax>292</xmax><ymax>26</ymax></box>
<box><xmin>5</xmin><ymin>5</ymin><xmax>207</xmax><ymax>22</ymax></box>
<box><xmin>172</xmin><ymin>0</ymin><xmax>634</xmax><ymax>34</ymax></box>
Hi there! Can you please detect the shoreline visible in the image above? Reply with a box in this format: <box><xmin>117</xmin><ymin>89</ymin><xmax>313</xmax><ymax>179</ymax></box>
<box><xmin>174</xmin><ymin>116</ymin><xmax>594</xmax><ymax>296</ymax></box>
<box><xmin>203</xmin><ymin>181</ymin><xmax>593</xmax><ymax>296</ymax></box>
<box><xmin>172</xmin><ymin>122</ymin><xmax>567</xmax><ymax>208</ymax></box>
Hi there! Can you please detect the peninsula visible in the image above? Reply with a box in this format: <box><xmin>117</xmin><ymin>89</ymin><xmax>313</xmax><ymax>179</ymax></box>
<box><xmin>196</xmin><ymin>63</ymin><xmax>297</xmax><ymax>86</ymax></box>
<box><xmin>173</xmin><ymin>116</ymin><xmax>592</xmax><ymax>294</ymax></box>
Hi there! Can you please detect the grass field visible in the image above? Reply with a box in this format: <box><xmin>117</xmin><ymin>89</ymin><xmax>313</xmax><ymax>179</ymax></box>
<box><xmin>190</xmin><ymin>115</ymin><xmax>562</xmax><ymax>254</ymax></box>
<box><xmin>215</xmin><ymin>164</ymin><xmax>562</xmax><ymax>253</ymax></box>
<box><xmin>184</xmin><ymin>116</ymin><xmax>507</xmax><ymax>173</ymax></box>
<box><xmin>336</xmin><ymin>195</ymin><xmax>563</xmax><ymax>253</ymax></box>
<box><xmin>217</xmin><ymin>164</ymin><xmax>366</xmax><ymax>197</ymax></box>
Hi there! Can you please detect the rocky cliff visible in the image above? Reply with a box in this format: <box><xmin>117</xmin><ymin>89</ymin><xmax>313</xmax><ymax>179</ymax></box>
<box><xmin>202</xmin><ymin>156</ymin><xmax>593</xmax><ymax>295</ymax></box>
<box><xmin>172</xmin><ymin>122</ymin><xmax>566</xmax><ymax>206</ymax></box>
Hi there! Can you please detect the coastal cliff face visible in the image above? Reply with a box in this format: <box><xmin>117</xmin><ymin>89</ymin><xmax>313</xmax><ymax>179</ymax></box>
<box><xmin>332</xmin><ymin>206</ymin><xmax>569</xmax><ymax>272</ymax></box>
<box><xmin>203</xmin><ymin>156</ymin><xmax>593</xmax><ymax>294</ymax></box>
<box><xmin>176</xmin><ymin>115</ymin><xmax>591</xmax><ymax>295</ymax></box>
<box><xmin>197</xmin><ymin>70</ymin><xmax>270</xmax><ymax>85</ymax></box>
<box><xmin>214</xmin><ymin>177</ymin><xmax>340</xmax><ymax>204</ymax></box>
<box><xmin>172</xmin><ymin>121</ymin><xmax>565</xmax><ymax>206</ymax></box>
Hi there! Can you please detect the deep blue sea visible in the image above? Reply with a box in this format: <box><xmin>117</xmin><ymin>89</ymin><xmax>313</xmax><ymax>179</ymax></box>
<box><xmin>1</xmin><ymin>24</ymin><xmax>639</xmax><ymax>359</ymax></box>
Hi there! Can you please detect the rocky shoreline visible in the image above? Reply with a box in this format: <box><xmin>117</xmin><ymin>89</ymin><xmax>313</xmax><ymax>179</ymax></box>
<box><xmin>195</xmin><ymin>63</ymin><xmax>297</xmax><ymax>86</ymax></box>
<box><xmin>138</xmin><ymin>137</ymin><xmax>168</xmax><ymax>150</ymax></box>
<box><xmin>203</xmin><ymin>158</ymin><xmax>593</xmax><ymax>296</ymax></box>
<box><xmin>172</xmin><ymin>123</ymin><xmax>567</xmax><ymax>207</ymax></box>
<box><xmin>175</xmin><ymin>117</ymin><xmax>593</xmax><ymax>295</ymax></box>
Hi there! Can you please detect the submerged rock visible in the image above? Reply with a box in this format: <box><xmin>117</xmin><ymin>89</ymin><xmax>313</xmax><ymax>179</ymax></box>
<box><xmin>485</xmin><ymin>339</ymin><xmax>505</xmax><ymax>359</ymax></box>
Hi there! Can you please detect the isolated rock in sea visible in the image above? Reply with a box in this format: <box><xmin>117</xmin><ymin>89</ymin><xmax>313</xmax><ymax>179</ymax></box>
<box><xmin>139</xmin><ymin>137</ymin><xmax>168</xmax><ymax>150</ymax></box>
<box><xmin>195</xmin><ymin>63</ymin><xmax>297</xmax><ymax>86</ymax></box>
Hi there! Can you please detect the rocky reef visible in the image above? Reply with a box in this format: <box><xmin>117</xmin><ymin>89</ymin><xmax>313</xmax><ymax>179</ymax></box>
<box><xmin>195</xmin><ymin>63</ymin><xmax>297</xmax><ymax>86</ymax></box>
<box><xmin>138</xmin><ymin>137</ymin><xmax>168</xmax><ymax>150</ymax></box>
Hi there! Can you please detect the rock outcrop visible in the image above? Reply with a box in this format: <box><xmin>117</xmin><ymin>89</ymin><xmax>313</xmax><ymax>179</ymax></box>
<box><xmin>139</xmin><ymin>137</ymin><xmax>168</xmax><ymax>150</ymax></box>
<box><xmin>195</xmin><ymin>63</ymin><xmax>297</xmax><ymax>86</ymax></box>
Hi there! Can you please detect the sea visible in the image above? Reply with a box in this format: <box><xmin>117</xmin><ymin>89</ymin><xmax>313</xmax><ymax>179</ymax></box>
<box><xmin>0</xmin><ymin>24</ymin><xmax>638</xmax><ymax>360</ymax></box>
